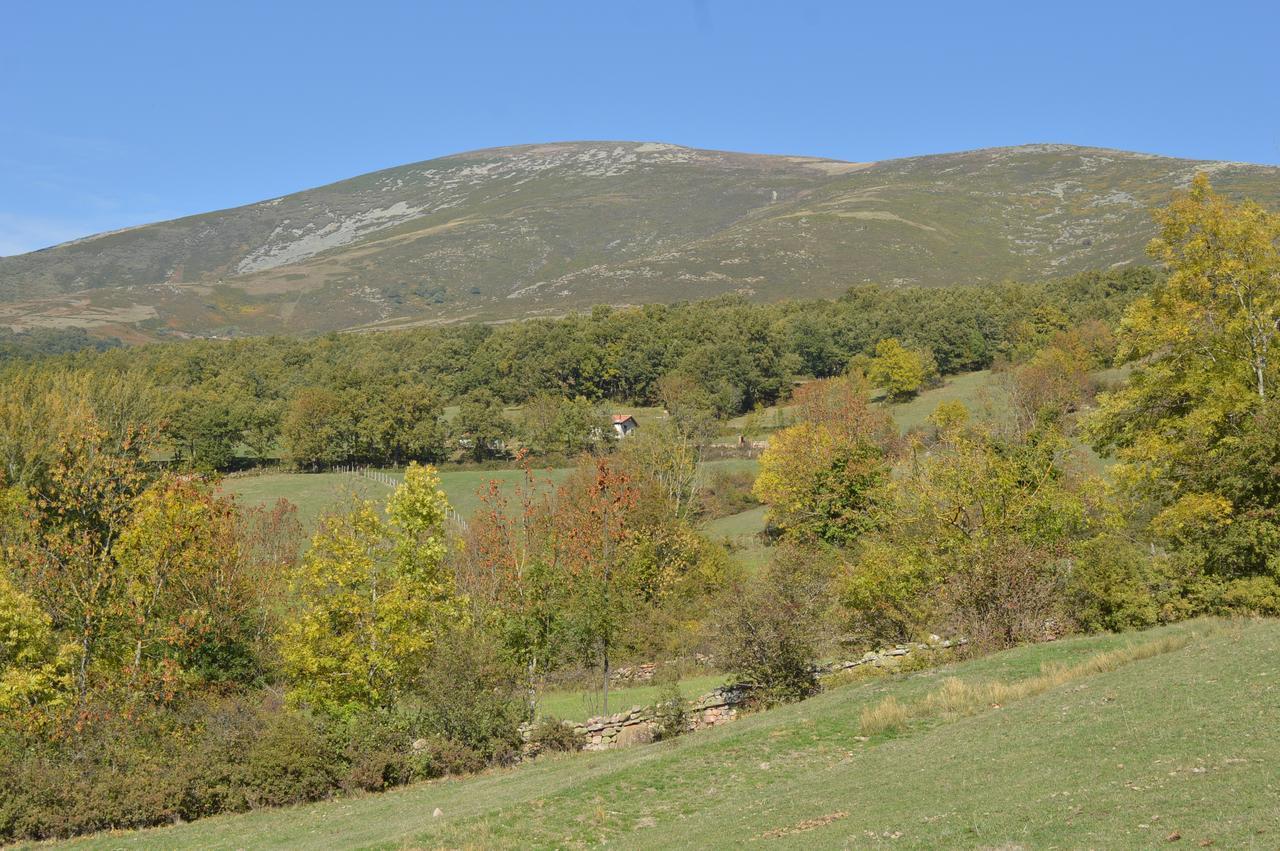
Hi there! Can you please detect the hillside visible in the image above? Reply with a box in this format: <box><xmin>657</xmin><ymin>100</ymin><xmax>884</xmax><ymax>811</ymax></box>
<box><xmin>56</xmin><ymin>618</ymin><xmax>1279</xmax><ymax>849</ymax></box>
<box><xmin>3</xmin><ymin>142</ymin><xmax>1279</xmax><ymax>338</ymax></box>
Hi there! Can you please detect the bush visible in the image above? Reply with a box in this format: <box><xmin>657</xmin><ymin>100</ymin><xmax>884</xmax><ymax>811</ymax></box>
<box><xmin>525</xmin><ymin>717</ymin><xmax>581</xmax><ymax>753</ymax></box>
<box><xmin>719</xmin><ymin>545</ymin><xmax>831</xmax><ymax>704</ymax></box>
<box><xmin>938</xmin><ymin>539</ymin><xmax>1069</xmax><ymax>648</ymax></box>
<box><xmin>414</xmin><ymin>624</ymin><xmax>526</xmax><ymax>763</ymax></box>
<box><xmin>1216</xmin><ymin>575</ymin><xmax>1280</xmax><ymax>615</ymax></box>
<box><xmin>336</xmin><ymin>711</ymin><xmax>414</xmax><ymax>793</ymax></box>
<box><xmin>698</xmin><ymin>468</ymin><xmax>759</xmax><ymax>520</ymax></box>
<box><xmin>240</xmin><ymin>709</ymin><xmax>339</xmax><ymax>808</ymax></box>
<box><xmin>1068</xmin><ymin>536</ymin><xmax>1163</xmax><ymax>632</ymax></box>
<box><xmin>407</xmin><ymin>734</ymin><xmax>488</xmax><ymax>779</ymax></box>
<box><xmin>652</xmin><ymin>679</ymin><xmax>688</xmax><ymax>741</ymax></box>
<box><xmin>0</xmin><ymin>626</ymin><xmax>530</xmax><ymax>844</ymax></box>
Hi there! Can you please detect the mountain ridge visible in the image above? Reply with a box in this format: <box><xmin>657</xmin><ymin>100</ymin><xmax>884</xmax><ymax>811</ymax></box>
<box><xmin>3</xmin><ymin>141</ymin><xmax>1278</xmax><ymax>339</ymax></box>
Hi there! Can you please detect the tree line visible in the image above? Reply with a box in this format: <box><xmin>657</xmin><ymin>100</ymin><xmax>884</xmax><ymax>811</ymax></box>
<box><xmin>0</xmin><ymin>266</ymin><xmax>1156</xmax><ymax>472</ymax></box>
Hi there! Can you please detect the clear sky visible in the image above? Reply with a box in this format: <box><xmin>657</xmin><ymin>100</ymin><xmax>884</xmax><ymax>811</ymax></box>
<box><xmin>3</xmin><ymin>0</ymin><xmax>1277</xmax><ymax>255</ymax></box>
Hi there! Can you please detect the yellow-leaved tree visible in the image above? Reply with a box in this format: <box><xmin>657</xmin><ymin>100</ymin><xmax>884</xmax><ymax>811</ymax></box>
<box><xmin>866</xmin><ymin>338</ymin><xmax>937</xmax><ymax>401</ymax></box>
<box><xmin>0</xmin><ymin>569</ymin><xmax>76</xmax><ymax>728</ymax></box>
<box><xmin>753</xmin><ymin>375</ymin><xmax>894</xmax><ymax>545</ymax></box>
<box><xmin>1088</xmin><ymin>175</ymin><xmax>1280</xmax><ymax>612</ymax></box>
<box><xmin>279</xmin><ymin>463</ymin><xmax>463</xmax><ymax>716</ymax></box>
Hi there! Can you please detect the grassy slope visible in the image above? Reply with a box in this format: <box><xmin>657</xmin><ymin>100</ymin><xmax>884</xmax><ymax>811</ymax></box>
<box><xmin>61</xmin><ymin>618</ymin><xmax>1279</xmax><ymax>849</ymax></box>
<box><xmin>886</xmin><ymin>369</ymin><xmax>1011</xmax><ymax>433</ymax></box>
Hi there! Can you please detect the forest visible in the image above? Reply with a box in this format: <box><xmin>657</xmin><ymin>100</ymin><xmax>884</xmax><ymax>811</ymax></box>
<box><xmin>3</xmin><ymin>265</ymin><xmax>1154</xmax><ymax>473</ymax></box>
<box><xmin>2</xmin><ymin>177</ymin><xmax>1278</xmax><ymax>841</ymax></box>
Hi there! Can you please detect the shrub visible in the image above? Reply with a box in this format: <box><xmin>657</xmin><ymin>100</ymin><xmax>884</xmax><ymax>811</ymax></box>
<box><xmin>414</xmin><ymin>624</ymin><xmax>526</xmax><ymax>763</ymax></box>
<box><xmin>1068</xmin><ymin>536</ymin><xmax>1162</xmax><ymax>632</ymax></box>
<box><xmin>652</xmin><ymin>679</ymin><xmax>688</xmax><ymax>741</ymax></box>
<box><xmin>526</xmin><ymin>717</ymin><xmax>581</xmax><ymax>753</ymax></box>
<box><xmin>407</xmin><ymin>735</ymin><xmax>488</xmax><ymax>779</ymax></box>
<box><xmin>1217</xmin><ymin>575</ymin><xmax>1280</xmax><ymax>615</ymax></box>
<box><xmin>719</xmin><ymin>545</ymin><xmax>832</xmax><ymax>704</ymax></box>
<box><xmin>337</xmin><ymin>711</ymin><xmax>415</xmax><ymax>793</ymax></box>
<box><xmin>698</xmin><ymin>468</ymin><xmax>759</xmax><ymax>520</ymax></box>
<box><xmin>938</xmin><ymin>538</ymin><xmax>1069</xmax><ymax>649</ymax></box>
<box><xmin>241</xmin><ymin>710</ymin><xmax>339</xmax><ymax>808</ymax></box>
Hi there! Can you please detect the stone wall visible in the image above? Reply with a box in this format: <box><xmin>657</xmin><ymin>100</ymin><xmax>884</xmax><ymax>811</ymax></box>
<box><xmin>815</xmin><ymin>637</ymin><xmax>965</xmax><ymax>676</ymax></box>
<box><xmin>522</xmin><ymin>639</ymin><xmax>962</xmax><ymax>755</ymax></box>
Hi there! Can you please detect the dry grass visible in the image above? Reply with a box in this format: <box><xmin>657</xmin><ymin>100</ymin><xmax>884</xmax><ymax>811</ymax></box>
<box><xmin>857</xmin><ymin>628</ymin><xmax>1212</xmax><ymax>737</ymax></box>
<box><xmin>858</xmin><ymin>695</ymin><xmax>910</xmax><ymax>736</ymax></box>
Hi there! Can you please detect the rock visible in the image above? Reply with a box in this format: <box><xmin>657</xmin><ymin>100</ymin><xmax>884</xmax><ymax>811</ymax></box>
<box><xmin>616</xmin><ymin>724</ymin><xmax>655</xmax><ymax>747</ymax></box>
<box><xmin>432</xmin><ymin>808</ymin><xmax>443</xmax><ymax>818</ymax></box>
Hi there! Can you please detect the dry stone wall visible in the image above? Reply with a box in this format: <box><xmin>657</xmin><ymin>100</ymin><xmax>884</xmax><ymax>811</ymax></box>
<box><xmin>523</xmin><ymin>639</ymin><xmax>961</xmax><ymax>754</ymax></box>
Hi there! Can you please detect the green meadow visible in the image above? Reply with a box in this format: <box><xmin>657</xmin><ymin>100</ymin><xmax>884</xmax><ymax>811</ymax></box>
<box><xmin>58</xmin><ymin>618</ymin><xmax>1279</xmax><ymax>850</ymax></box>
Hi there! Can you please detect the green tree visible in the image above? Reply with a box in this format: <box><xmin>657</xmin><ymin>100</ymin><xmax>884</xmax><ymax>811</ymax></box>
<box><xmin>162</xmin><ymin>387</ymin><xmax>243</xmax><ymax>471</ymax></box>
<box><xmin>617</xmin><ymin>417</ymin><xmax>701</xmax><ymax>521</ymax></box>
<box><xmin>282</xmin><ymin>388</ymin><xmax>352</xmax><ymax>470</ymax></box>
<box><xmin>365</xmin><ymin>383</ymin><xmax>448</xmax><ymax>464</ymax></box>
<box><xmin>454</xmin><ymin>388</ymin><xmax>510</xmax><ymax>462</ymax></box>
<box><xmin>0</xmin><ymin>568</ymin><xmax>75</xmax><ymax>727</ymax></box>
<box><xmin>279</xmin><ymin>464</ymin><xmax>462</xmax><ymax>716</ymax></box>
<box><xmin>518</xmin><ymin>393</ymin><xmax>608</xmax><ymax>457</ymax></box>
<box><xmin>113</xmin><ymin>477</ymin><xmax>272</xmax><ymax>692</ymax></box>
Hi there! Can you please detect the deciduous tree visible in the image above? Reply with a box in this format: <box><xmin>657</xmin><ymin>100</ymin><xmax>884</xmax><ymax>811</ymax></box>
<box><xmin>753</xmin><ymin>376</ymin><xmax>893</xmax><ymax>545</ymax></box>
<box><xmin>279</xmin><ymin>464</ymin><xmax>461</xmax><ymax>716</ymax></box>
<box><xmin>1089</xmin><ymin>176</ymin><xmax>1280</xmax><ymax>610</ymax></box>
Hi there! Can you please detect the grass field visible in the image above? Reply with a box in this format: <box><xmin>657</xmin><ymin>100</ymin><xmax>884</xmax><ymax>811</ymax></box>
<box><xmin>702</xmin><ymin>505</ymin><xmax>769</xmax><ymax>571</ymax></box>
<box><xmin>536</xmin><ymin>673</ymin><xmax>728</xmax><ymax>722</ymax></box>
<box><xmin>224</xmin><ymin>459</ymin><xmax>761</xmax><ymax>537</ymax></box>
<box><xmin>223</xmin><ymin>467</ymin><xmax>574</xmax><ymax>533</ymax></box>
<box><xmin>720</xmin><ymin>370</ymin><xmax>1011</xmax><ymax>439</ymax></box>
<box><xmin>60</xmin><ymin>617</ymin><xmax>1279</xmax><ymax>849</ymax></box>
<box><xmin>887</xmin><ymin>369</ymin><xmax>1011</xmax><ymax>433</ymax></box>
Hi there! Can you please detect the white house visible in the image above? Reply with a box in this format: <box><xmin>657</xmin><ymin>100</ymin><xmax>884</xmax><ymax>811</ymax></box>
<box><xmin>611</xmin><ymin>414</ymin><xmax>638</xmax><ymax>438</ymax></box>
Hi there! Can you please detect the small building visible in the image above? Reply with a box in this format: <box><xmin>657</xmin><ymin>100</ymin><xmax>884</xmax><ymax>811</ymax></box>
<box><xmin>611</xmin><ymin>414</ymin><xmax>638</xmax><ymax>438</ymax></box>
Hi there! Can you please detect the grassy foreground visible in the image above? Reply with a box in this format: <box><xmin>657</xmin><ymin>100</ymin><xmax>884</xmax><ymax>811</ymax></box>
<box><xmin>55</xmin><ymin>618</ymin><xmax>1279</xmax><ymax>849</ymax></box>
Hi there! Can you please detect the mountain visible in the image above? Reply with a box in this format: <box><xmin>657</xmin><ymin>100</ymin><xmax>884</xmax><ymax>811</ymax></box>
<box><xmin>3</xmin><ymin>141</ymin><xmax>1279</xmax><ymax>338</ymax></box>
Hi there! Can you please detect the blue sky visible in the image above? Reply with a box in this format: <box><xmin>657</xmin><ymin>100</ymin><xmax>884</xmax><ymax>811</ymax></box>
<box><xmin>3</xmin><ymin>0</ymin><xmax>1277</xmax><ymax>255</ymax></box>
